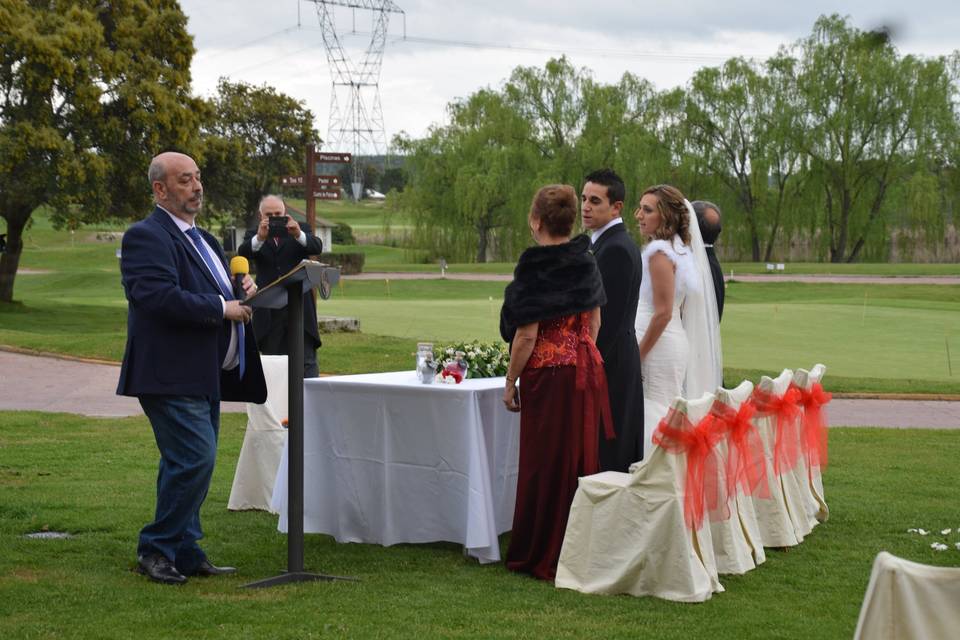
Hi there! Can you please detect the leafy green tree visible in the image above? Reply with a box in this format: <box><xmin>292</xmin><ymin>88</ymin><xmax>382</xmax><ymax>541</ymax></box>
<box><xmin>682</xmin><ymin>56</ymin><xmax>809</xmax><ymax>261</ymax></box>
<box><xmin>200</xmin><ymin>78</ymin><xmax>318</xmax><ymax>228</ymax></box>
<box><xmin>399</xmin><ymin>89</ymin><xmax>538</xmax><ymax>262</ymax></box>
<box><xmin>794</xmin><ymin>14</ymin><xmax>958</xmax><ymax>262</ymax></box>
<box><xmin>579</xmin><ymin>74</ymin><xmax>667</xmax><ymax>189</ymax></box>
<box><xmin>0</xmin><ymin>0</ymin><xmax>203</xmax><ymax>302</ymax></box>
<box><xmin>504</xmin><ymin>57</ymin><xmax>587</xmax><ymax>186</ymax></box>
<box><xmin>379</xmin><ymin>166</ymin><xmax>406</xmax><ymax>194</ymax></box>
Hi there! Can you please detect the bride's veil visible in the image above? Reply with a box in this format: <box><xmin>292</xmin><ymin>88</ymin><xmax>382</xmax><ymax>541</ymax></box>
<box><xmin>681</xmin><ymin>198</ymin><xmax>723</xmax><ymax>398</ymax></box>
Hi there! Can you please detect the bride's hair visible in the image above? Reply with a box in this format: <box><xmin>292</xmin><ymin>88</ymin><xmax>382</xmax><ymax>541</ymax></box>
<box><xmin>641</xmin><ymin>184</ymin><xmax>691</xmax><ymax>245</ymax></box>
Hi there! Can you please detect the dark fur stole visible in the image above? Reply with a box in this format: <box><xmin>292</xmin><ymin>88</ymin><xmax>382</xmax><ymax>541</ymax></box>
<box><xmin>499</xmin><ymin>234</ymin><xmax>607</xmax><ymax>344</ymax></box>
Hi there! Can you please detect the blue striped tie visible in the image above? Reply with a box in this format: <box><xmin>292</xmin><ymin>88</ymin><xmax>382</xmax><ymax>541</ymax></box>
<box><xmin>185</xmin><ymin>227</ymin><xmax>245</xmax><ymax>378</ymax></box>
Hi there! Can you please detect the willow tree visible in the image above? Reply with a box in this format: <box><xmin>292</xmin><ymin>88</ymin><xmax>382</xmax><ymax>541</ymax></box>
<box><xmin>578</xmin><ymin>73</ymin><xmax>673</xmax><ymax>211</ymax></box>
<box><xmin>682</xmin><ymin>56</ymin><xmax>809</xmax><ymax>261</ymax></box>
<box><xmin>504</xmin><ymin>57</ymin><xmax>587</xmax><ymax>187</ymax></box>
<box><xmin>398</xmin><ymin>89</ymin><xmax>538</xmax><ymax>262</ymax></box>
<box><xmin>0</xmin><ymin>0</ymin><xmax>202</xmax><ymax>302</ymax></box>
<box><xmin>794</xmin><ymin>14</ymin><xmax>958</xmax><ymax>262</ymax></box>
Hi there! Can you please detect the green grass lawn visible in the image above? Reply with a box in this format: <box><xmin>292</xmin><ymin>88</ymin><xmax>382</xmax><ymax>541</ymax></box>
<box><xmin>1</xmin><ymin>412</ymin><xmax>958</xmax><ymax>639</ymax></box>
<box><xmin>5</xmin><ymin>217</ymin><xmax>960</xmax><ymax>392</ymax></box>
<box><xmin>286</xmin><ymin>198</ymin><xmax>412</xmax><ymax>235</ymax></box>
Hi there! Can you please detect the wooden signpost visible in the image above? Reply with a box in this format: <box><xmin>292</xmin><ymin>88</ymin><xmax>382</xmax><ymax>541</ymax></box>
<box><xmin>283</xmin><ymin>145</ymin><xmax>352</xmax><ymax>230</ymax></box>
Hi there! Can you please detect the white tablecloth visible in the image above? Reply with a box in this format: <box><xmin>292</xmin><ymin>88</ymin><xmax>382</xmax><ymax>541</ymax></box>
<box><xmin>272</xmin><ymin>371</ymin><xmax>521</xmax><ymax>562</ymax></box>
<box><xmin>228</xmin><ymin>355</ymin><xmax>289</xmax><ymax>512</ymax></box>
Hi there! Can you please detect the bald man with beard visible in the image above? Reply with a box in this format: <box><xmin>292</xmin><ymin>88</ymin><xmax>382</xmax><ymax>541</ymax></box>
<box><xmin>118</xmin><ymin>152</ymin><xmax>267</xmax><ymax>584</ymax></box>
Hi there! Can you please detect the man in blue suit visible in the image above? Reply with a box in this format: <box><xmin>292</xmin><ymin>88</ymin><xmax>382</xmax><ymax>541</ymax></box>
<box><xmin>118</xmin><ymin>151</ymin><xmax>267</xmax><ymax>585</ymax></box>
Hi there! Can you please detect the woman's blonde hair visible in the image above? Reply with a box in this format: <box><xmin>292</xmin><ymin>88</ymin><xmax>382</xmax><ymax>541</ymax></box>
<box><xmin>641</xmin><ymin>184</ymin><xmax>691</xmax><ymax>245</ymax></box>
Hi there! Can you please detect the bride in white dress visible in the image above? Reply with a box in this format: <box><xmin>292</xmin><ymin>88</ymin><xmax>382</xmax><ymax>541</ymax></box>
<box><xmin>633</xmin><ymin>185</ymin><xmax>723</xmax><ymax>456</ymax></box>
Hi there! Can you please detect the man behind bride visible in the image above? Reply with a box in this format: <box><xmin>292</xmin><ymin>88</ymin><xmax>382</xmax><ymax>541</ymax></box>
<box><xmin>581</xmin><ymin>169</ymin><xmax>645</xmax><ymax>471</ymax></box>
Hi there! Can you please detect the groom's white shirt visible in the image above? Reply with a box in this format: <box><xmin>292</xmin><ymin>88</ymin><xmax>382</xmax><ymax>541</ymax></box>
<box><xmin>590</xmin><ymin>217</ymin><xmax>623</xmax><ymax>244</ymax></box>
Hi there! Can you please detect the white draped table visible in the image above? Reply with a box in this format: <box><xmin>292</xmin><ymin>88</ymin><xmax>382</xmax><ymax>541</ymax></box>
<box><xmin>272</xmin><ymin>371</ymin><xmax>521</xmax><ymax>563</ymax></box>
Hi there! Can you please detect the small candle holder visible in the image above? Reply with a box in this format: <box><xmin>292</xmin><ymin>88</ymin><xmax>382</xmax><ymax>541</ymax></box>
<box><xmin>415</xmin><ymin>342</ymin><xmax>435</xmax><ymax>384</ymax></box>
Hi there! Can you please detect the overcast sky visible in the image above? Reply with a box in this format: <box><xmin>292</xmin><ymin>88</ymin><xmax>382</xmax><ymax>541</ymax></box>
<box><xmin>181</xmin><ymin>1</ymin><xmax>958</xmax><ymax>151</ymax></box>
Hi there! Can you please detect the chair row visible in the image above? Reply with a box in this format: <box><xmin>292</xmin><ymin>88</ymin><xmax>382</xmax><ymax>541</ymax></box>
<box><xmin>555</xmin><ymin>364</ymin><xmax>833</xmax><ymax>602</ymax></box>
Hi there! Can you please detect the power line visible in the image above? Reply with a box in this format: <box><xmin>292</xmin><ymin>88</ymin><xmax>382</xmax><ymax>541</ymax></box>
<box><xmin>222</xmin><ymin>42</ymin><xmax>326</xmax><ymax>77</ymax></box>
<box><xmin>292</xmin><ymin>26</ymin><xmax>773</xmax><ymax>63</ymax></box>
<box><xmin>388</xmin><ymin>33</ymin><xmax>764</xmax><ymax>63</ymax></box>
<box><xmin>194</xmin><ymin>25</ymin><xmax>304</xmax><ymax>61</ymax></box>
<box><xmin>203</xmin><ymin>24</ymin><xmax>773</xmax><ymax>75</ymax></box>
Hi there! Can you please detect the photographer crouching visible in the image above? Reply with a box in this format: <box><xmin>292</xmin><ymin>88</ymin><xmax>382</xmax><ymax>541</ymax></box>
<box><xmin>238</xmin><ymin>195</ymin><xmax>324</xmax><ymax>377</ymax></box>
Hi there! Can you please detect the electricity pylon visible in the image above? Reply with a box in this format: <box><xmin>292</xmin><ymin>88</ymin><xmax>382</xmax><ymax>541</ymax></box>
<box><xmin>308</xmin><ymin>1</ymin><xmax>404</xmax><ymax>200</ymax></box>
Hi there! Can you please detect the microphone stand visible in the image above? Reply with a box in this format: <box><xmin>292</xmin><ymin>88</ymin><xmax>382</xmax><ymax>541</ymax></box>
<box><xmin>239</xmin><ymin>261</ymin><xmax>355</xmax><ymax>589</ymax></box>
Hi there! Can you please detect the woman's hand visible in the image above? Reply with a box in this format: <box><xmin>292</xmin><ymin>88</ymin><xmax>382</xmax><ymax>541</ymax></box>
<box><xmin>503</xmin><ymin>380</ymin><xmax>520</xmax><ymax>412</ymax></box>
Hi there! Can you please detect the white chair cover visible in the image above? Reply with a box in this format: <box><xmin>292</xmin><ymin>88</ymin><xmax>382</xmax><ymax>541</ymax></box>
<box><xmin>228</xmin><ymin>355</ymin><xmax>288</xmax><ymax>512</ymax></box>
<box><xmin>854</xmin><ymin>551</ymin><xmax>960</xmax><ymax>640</ymax></box>
<box><xmin>749</xmin><ymin>369</ymin><xmax>803</xmax><ymax>547</ymax></box>
<box><xmin>710</xmin><ymin>380</ymin><xmax>765</xmax><ymax>573</ymax></box>
<box><xmin>556</xmin><ymin>392</ymin><xmax>724</xmax><ymax>602</ymax></box>
<box><xmin>795</xmin><ymin>363</ymin><xmax>829</xmax><ymax>523</ymax></box>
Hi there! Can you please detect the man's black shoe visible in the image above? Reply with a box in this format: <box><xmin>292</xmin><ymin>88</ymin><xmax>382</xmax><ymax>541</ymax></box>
<box><xmin>137</xmin><ymin>554</ymin><xmax>188</xmax><ymax>585</ymax></box>
<box><xmin>194</xmin><ymin>559</ymin><xmax>237</xmax><ymax>577</ymax></box>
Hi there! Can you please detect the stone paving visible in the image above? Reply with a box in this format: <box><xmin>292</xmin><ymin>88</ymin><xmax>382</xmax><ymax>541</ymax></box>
<box><xmin>2</xmin><ymin>350</ymin><xmax>957</xmax><ymax>427</ymax></box>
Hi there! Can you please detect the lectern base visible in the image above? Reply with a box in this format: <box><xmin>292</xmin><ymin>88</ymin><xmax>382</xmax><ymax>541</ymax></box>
<box><xmin>241</xmin><ymin>570</ymin><xmax>358</xmax><ymax>589</ymax></box>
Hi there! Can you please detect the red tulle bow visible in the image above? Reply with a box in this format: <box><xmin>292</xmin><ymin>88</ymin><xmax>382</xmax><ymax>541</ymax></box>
<box><xmin>652</xmin><ymin>408</ymin><xmax>727</xmax><ymax>531</ymax></box>
<box><xmin>708</xmin><ymin>399</ymin><xmax>769</xmax><ymax>499</ymax></box>
<box><xmin>799</xmin><ymin>382</ymin><xmax>832</xmax><ymax>469</ymax></box>
<box><xmin>751</xmin><ymin>386</ymin><xmax>802</xmax><ymax>475</ymax></box>
<box><xmin>575</xmin><ymin>321</ymin><xmax>614</xmax><ymax>476</ymax></box>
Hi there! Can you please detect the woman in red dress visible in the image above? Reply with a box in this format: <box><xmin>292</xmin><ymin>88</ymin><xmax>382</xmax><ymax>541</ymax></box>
<box><xmin>499</xmin><ymin>184</ymin><xmax>613</xmax><ymax>581</ymax></box>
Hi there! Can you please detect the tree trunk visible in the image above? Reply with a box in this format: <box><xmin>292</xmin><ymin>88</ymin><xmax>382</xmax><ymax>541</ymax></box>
<box><xmin>825</xmin><ymin>185</ymin><xmax>843</xmax><ymax>263</ymax></box>
<box><xmin>763</xmin><ymin>222</ymin><xmax>780</xmax><ymax>263</ymax></box>
<box><xmin>475</xmin><ymin>225</ymin><xmax>488</xmax><ymax>263</ymax></box>
<box><xmin>833</xmin><ymin>188</ymin><xmax>852</xmax><ymax>263</ymax></box>
<box><xmin>0</xmin><ymin>212</ymin><xmax>29</xmax><ymax>303</ymax></box>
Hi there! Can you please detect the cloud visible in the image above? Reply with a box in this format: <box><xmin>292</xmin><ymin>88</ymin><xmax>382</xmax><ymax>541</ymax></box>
<box><xmin>181</xmin><ymin>0</ymin><xmax>959</xmax><ymax>145</ymax></box>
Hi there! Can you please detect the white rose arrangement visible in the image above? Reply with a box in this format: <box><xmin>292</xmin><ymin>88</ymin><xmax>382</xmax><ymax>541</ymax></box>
<box><xmin>433</xmin><ymin>340</ymin><xmax>510</xmax><ymax>379</ymax></box>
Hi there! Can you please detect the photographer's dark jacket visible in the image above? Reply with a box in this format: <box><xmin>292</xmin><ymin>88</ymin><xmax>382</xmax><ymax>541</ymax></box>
<box><xmin>238</xmin><ymin>221</ymin><xmax>324</xmax><ymax>350</ymax></box>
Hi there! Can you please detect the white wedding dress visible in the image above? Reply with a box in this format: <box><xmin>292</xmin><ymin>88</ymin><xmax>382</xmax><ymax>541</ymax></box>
<box><xmin>634</xmin><ymin>199</ymin><xmax>723</xmax><ymax>458</ymax></box>
<box><xmin>635</xmin><ymin>236</ymin><xmax>700</xmax><ymax>455</ymax></box>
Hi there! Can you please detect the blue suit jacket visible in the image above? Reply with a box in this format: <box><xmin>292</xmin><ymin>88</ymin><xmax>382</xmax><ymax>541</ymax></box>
<box><xmin>117</xmin><ymin>207</ymin><xmax>266</xmax><ymax>402</ymax></box>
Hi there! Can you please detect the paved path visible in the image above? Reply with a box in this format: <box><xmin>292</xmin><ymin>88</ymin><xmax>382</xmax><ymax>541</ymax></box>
<box><xmin>0</xmin><ymin>350</ymin><xmax>247</xmax><ymax>417</ymax></box>
<box><xmin>725</xmin><ymin>274</ymin><xmax>960</xmax><ymax>285</ymax></box>
<box><xmin>345</xmin><ymin>272</ymin><xmax>960</xmax><ymax>285</ymax></box>
<box><xmin>1</xmin><ymin>350</ymin><xmax>958</xmax><ymax>427</ymax></box>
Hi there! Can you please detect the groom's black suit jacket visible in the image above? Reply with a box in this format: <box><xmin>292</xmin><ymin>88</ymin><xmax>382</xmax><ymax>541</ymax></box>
<box><xmin>592</xmin><ymin>222</ymin><xmax>645</xmax><ymax>471</ymax></box>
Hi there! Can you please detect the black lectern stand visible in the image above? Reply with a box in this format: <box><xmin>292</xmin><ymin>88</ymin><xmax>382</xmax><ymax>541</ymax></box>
<box><xmin>239</xmin><ymin>260</ymin><xmax>355</xmax><ymax>588</ymax></box>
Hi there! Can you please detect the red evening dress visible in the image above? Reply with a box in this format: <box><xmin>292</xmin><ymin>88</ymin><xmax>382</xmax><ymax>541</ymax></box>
<box><xmin>505</xmin><ymin>311</ymin><xmax>612</xmax><ymax>580</ymax></box>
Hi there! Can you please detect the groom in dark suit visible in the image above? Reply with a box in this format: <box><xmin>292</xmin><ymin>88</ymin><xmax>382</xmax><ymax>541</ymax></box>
<box><xmin>118</xmin><ymin>151</ymin><xmax>267</xmax><ymax>584</ymax></box>
<box><xmin>581</xmin><ymin>169</ymin><xmax>645</xmax><ymax>471</ymax></box>
<box><xmin>238</xmin><ymin>195</ymin><xmax>324</xmax><ymax>377</ymax></box>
